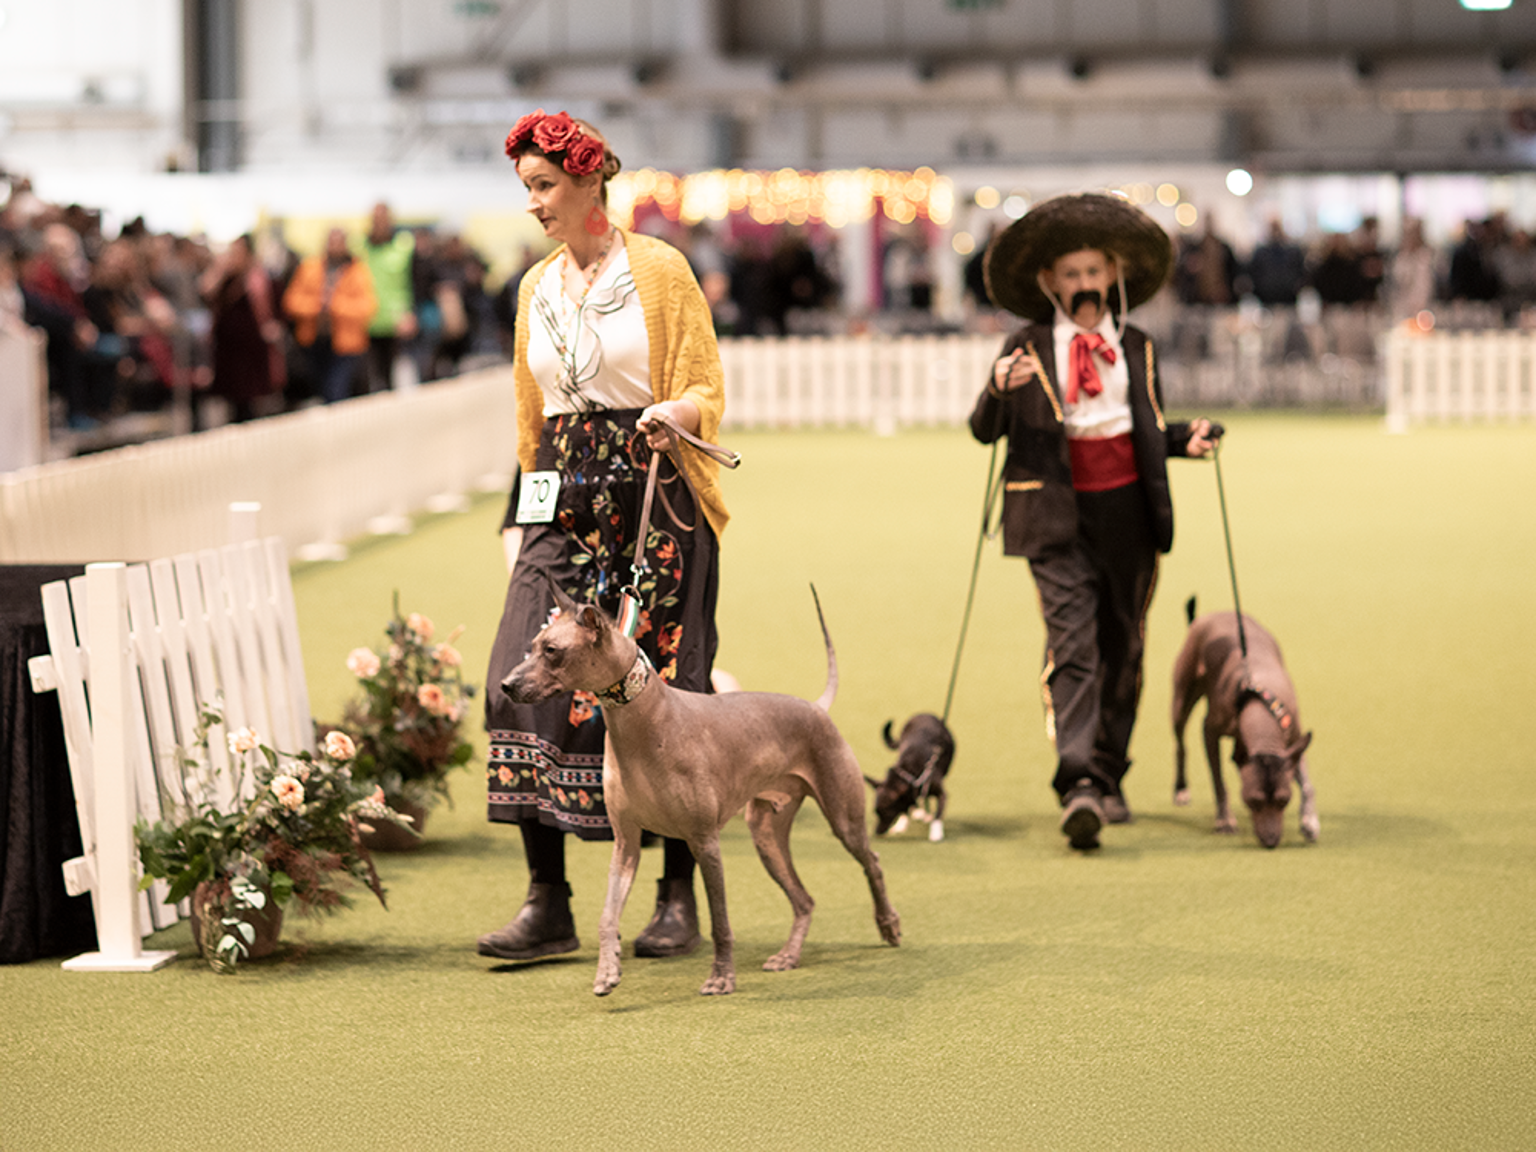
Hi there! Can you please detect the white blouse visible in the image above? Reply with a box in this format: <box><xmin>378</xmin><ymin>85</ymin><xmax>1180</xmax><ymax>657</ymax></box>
<box><xmin>1052</xmin><ymin>309</ymin><xmax>1132</xmax><ymax>442</ymax></box>
<box><xmin>526</xmin><ymin>245</ymin><xmax>653</xmax><ymax>416</ymax></box>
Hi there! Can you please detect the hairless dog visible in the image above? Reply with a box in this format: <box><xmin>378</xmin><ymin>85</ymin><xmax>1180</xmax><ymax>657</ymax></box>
<box><xmin>1172</xmin><ymin>599</ymin><xmax>1319</xmax><ymax>848</ymax></box>
<box><xmin>503</xmin><ymin>579</ymin><xmax>901</xmax><ymax>996</ymax></box>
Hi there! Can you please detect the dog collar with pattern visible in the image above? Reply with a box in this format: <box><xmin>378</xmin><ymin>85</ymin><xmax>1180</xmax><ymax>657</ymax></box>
<box><xmin>1237</xmin><ymin>681</ymin><xmax>1293</xmax><ymax>732</ymax></box>
<box><xmin>597</xmin><ymin>648</ymin><xmax>652</xmax><ymax>707</ymax></box>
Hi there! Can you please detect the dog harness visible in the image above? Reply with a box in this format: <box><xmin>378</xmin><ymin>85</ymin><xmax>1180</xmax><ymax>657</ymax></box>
<box><xmin>597</xmin><ymin>647</ymin><xmax>652</xmax><ymax>707</ymax></box>
<box><xmin>890</xmin><ymin>749</ymin><xmax>945</xmax><ymax>804</ymax></box>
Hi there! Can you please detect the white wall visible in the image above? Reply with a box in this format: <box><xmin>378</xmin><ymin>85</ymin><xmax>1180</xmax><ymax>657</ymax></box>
<box><xmin>0</xmin><ymin>0</ymin><xmax>184</xmax><ymax>174</ymax></box>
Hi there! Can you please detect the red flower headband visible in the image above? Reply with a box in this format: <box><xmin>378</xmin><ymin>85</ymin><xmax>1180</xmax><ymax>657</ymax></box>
<box><xmin>504</xmin><ymin>109</ymin><xmax>606</xmax><ymax>177</ymax></box>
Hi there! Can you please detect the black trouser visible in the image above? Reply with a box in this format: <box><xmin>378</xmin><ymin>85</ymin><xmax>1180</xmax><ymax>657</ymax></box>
<box><xmin>1028</xmin><ymin>484</ymin><xmax>1159</xmax><ymax>802</ymax></box>
<box><xmin>365</xmin><ymin>335</ymin><xmax>397</xmax><ymax>393</ymax></box>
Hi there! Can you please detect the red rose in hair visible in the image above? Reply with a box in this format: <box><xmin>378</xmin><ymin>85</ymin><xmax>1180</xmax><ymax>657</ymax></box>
<box><xmin>564</xmin><ymin>134</ymin><xmax>605</xmax><ymax>177</ymax></box>
<box><xmin>504</xmin><ymin>109</ymin><xmax>545</xmax><ymax>157</ymax></box>
<box><xmin>532</xmin><ymin>111</ymin><xmax>579</xmax><ymax>153</ymax></box>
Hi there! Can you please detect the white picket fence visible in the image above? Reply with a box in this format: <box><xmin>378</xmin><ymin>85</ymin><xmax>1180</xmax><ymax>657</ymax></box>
<box><xmin>1</xmin><ymin>365</ymin><xmax>521</xmax><ymax>566</ymax></box>
<box><xmin>1381</xmin><ymin>328</ymin><xmax>1536</xmax><ymax>430</ymax></box>
<box><xmin>28</xmin><ymin>525</ymin><xmax>311</xmax><ymax>970</ymax></box>
<box><xmin>719</xmin><ymin>332</ymin><xmax>1000</xmax><ymax>430</ymax></box>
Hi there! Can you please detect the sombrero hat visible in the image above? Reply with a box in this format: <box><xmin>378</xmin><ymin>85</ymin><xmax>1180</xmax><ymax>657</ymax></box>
<box><xmin>983</xmin><ymin>192</ymin><xmax>1173</xmax><ymax>321</ymax></box>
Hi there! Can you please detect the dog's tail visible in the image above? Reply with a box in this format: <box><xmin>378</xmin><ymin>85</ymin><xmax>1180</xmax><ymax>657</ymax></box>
<box><xmin>810</xmin><ymin>583</ymin><xmax>839</xmax><ymax>712</ymax></box>
<box><xmin>1185</xmin><ymin>595</ymin><xmax>1197</xmax><ymax>625</ymax></box>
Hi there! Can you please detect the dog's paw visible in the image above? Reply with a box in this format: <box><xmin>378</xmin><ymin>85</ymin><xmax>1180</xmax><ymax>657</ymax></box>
<box><xmin>1301</xmin><ymin>813</ymin><xmax>1320</xmax><ymax>842</ymax></box>
<box><xmin>763</xmin><ymin>948</ymin><xmax>802</xmax><ymax>972</ymax></box>
<box><xmin>878</xmin><ymin>912</ymin><xmax>902</xmax><ymax>947</ymax></box>
<box><xmin>700</xmin><ymin>969</ymin><xmax>736</xmax><ymax>995</ymax></box>
<box><xmin>928</xmin><ymin>819</ymin><xmax>945</xmax><ymax>842</ymax></box>
<box><xmin>1174</xmin><ymin>788</ymin><xmax>1191</xmax><ymax>806</ymax></box>
<box><xmin>593</xmin><ymin>958</ymin><xmax>622</xmax><ymax>996</ymax></box>
<box><xmin>1215</xmin><ymin>815</ymin><xmax>1238</xmax><ymax>834</ymax></box>
<box><xmin>889</xmin><ymin>814</ymin><xmax>909</xmax><ymax>835</ymax></box>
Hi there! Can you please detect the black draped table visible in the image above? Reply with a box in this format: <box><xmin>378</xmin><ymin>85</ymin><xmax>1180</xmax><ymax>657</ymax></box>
<box><xmin>0</xmin><ymin>564</ymin><xmax>96</xmax><ymax>963</ymax></box>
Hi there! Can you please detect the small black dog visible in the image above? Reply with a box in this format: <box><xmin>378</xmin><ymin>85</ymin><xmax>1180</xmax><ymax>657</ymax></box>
<box><xmin>864</xmin><ymin>713</ymin><xmax>955</xmax><ymax>842</ymax></box>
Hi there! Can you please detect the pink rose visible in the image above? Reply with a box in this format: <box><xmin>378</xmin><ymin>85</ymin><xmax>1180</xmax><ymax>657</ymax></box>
<box><xmin>418</xmin><ymin>683</ymin><xmax>450</xmax><ymax>716</ymax></box>
<box><xmin>532</xmin><ymin>111</ymin><xmax>579</xmax><ymax>153</ymax></box>
<box><xmin>434</xmin><ymin>643</ymin><xmax>462</xmax><ymax>668</ymax></box>
<box><xmin>228</xmin><ymin>727</ymin><xmax>259</xmax><ymax>755</ymax></box>
<box><xmin>407</xmin><ymin>613</ymin><xmax>434</xmax><ymax>642</ymax></box>
<box><xmin>564</xmin><ymin>134</ymin><xmax>605</xmax><ymax>177</ymax></box>
<box><xmin>504</xmin><ymin>109</ymin><xmax>545</xmax><ymax>156</ymax></box>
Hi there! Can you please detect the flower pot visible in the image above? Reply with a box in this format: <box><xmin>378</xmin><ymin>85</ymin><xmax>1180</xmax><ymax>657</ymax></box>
<box><xmin>358</xmin><ymin>796</ymin><xmax>429</xmax><ymax>852</ymax></box>
<box><xmin>189</xmin><ymin>881</ymin><xmax>283</xmax><ymax>963</ymax></box>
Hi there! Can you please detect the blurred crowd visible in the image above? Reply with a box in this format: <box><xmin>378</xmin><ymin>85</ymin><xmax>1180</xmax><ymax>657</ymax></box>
<box><xmin>1</xmin><ymin>178</ymin><xmax>514</xmax><ymax>439</ymax></box>
<box><xmin>1161</xmin><ymin>212</ymin><xmax>1536</xmax><ymax>325</ymax></box>
<box><xmin>6</xmin><ymin>166</ymin><xmax>1536</xmax><ymax>450</ymax></box>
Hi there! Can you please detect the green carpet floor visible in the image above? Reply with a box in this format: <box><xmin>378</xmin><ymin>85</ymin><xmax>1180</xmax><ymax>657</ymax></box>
<box><xmin>4</xmin><ymin>413</ymin><xmax>1535</xmax><ymax>1151</ymax></box>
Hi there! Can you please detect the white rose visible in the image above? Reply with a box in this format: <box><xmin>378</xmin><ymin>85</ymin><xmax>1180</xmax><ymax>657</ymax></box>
<box><xmin>324</xmin><ymin>730</ymin><xmax>357</xmax><ymax>762</ymax></box>
<box><xmin>346</xmin><ymin>647</ymin><xmax>381</xmax><ymax>678</ymax></box>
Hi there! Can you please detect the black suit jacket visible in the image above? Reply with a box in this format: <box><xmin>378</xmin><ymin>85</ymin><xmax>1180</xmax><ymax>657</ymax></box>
<box><xmin>969</xmin><ymin>321</ymin><xmax>1195</xmax><ymax>559</ymax></box>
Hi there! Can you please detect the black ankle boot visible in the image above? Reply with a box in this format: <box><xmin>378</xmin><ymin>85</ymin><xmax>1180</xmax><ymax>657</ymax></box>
<box><xmin>477</xmin><ymin>882</ymin><xmax>579</xmax><ymax>960</ymax></box>
<box><xmin>632</xmin><ymin>877</ymin><xmax>701</xmax><ymax>958</ymax></box>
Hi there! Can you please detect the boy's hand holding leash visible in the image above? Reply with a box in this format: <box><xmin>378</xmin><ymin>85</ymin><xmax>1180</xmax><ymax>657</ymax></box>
<box><xmin>992</xmin><ymin>348</ymin><xmax>1043</xmax><ymax>393</ymax></box>
<box><xmin>1186</xmin><ymin>418</ymin><xmax>1223</xmax><ymax>458</ymax></box>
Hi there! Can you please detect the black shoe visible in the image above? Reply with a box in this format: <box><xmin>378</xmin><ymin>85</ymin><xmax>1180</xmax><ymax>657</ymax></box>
<box><xmin>477</xmin><ymin>882</ymin><xmax>579</xmax><ymax>960</ymax></box>
<box><xmin>1060</xmin><ymin>781</ymin><xmax>1105</xmax><ymax>851</ymax></box>
<box><xmin>632</xmin><ymin>877</ymin><xmax>701</xmax><ymax>957</ymax></box>
<box><xmin>1101</xmin><ymin>792</ymin><xmax>1132</xmax><ymax>824</ymax></box>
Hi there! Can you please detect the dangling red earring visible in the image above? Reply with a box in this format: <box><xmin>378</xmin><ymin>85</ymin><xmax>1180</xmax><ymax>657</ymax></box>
<box><xmin>585</xmin><ymin>204</ymin><xmax>609</xmax><ymax>236</ymax></box>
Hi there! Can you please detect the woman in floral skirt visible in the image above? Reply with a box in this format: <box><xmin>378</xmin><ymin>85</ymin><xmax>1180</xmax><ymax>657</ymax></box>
<box><xmin>479</xmin><ymin>111</ymin><xmax>729</xmax><ymax>963</ymax></box>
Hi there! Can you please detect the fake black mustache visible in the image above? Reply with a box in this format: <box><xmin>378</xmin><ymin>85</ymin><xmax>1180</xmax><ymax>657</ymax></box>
<box><xmin>1070</xmin><ymin>289</ymin><xmax>1104</xmax><ymax>314</ymax></box>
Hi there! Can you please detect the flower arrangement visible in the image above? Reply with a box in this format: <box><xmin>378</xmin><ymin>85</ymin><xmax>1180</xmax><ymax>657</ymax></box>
<box><xmin>504</xmin><ymin>108</ymin><xmax>607</xmax><ymax>176</ymax></box>
<box><xmin>135</xmin><ymin>703</ymin><xmax>407</xmax><ymax>973</ymax></box>
<box><xmin>339</xmin><ymin>596</ymin><xmax>476</xmax><ymax>817</ymax></box>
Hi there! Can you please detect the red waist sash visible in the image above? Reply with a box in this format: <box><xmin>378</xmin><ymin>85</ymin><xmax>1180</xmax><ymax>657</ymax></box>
<box><xmin>1068</xmin><ymin>433</ymin><xmax>1139</xmax><ymax>492</ymax></box>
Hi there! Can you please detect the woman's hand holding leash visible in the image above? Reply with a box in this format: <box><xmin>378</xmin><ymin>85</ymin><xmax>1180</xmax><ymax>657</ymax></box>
<box><xmin>638</xmin><ymin>399</ymin><xmax>700</xmax><ymax>452</ymax></box>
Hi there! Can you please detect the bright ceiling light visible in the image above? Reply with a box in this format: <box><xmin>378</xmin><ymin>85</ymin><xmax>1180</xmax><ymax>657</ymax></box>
<box><xmin>1226</xmin><ymin>168</ymin><xmax>1254</xmax><ymax>196</ymax></box>
<box><xmin>1460</xmin><ymin>0</ymin><xmax>1512</xmax><ymax>10</ymax></box>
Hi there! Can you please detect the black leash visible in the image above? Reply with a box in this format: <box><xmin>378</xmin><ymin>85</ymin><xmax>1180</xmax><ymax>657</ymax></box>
<box><xmin>941</xmin><ymin>439</ymin><xmax>1004</xmax><ymax>724</ymax></box>
<box><xmin>1208</xmin><ymin>427</ymin><xmax>1248</xmax><ymax>658</ymax></box>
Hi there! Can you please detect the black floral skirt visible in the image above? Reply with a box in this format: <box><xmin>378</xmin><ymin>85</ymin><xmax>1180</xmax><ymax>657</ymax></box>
<box><xmin>484</xmin><ymin>409</ymin><xmax>719</xmax><ymax>838</ymax></box>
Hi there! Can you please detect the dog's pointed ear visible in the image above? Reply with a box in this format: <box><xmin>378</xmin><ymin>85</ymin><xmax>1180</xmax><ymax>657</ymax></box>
<box><xmin>1292</xmin><ymin>730</ymin><xmax>1314</xmax><ymax>757</ymax></box>
<box><xmin>574</xmin><ymin>604</ymin><xmax>606</xmax><ymax>636</ymax></box>
<box><xmin>542</xmin><ymin>571</ymin><xmax>581</xmax><ymax>616</ymax></box>
<box><xmin>863</xmin><ymin>774</ymin><xmax>881</xmax><ymax>791</ymax></box>
<box><xmin>882</xmin><ymin>720</ymin><xmax>899</xmax><ymax>749</ymax></box>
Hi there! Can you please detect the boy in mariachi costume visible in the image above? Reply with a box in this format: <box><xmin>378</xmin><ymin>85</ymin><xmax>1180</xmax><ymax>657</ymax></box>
<box><xmin>970</xmin><ymin>193</ymin><xmax>1217</xmax><ymax>851</ymax></box>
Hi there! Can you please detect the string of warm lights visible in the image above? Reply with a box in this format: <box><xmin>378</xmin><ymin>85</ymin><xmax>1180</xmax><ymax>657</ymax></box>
<box><xmin>609</xmin><ymin>165</ymin><xmax>1264</xmax><ymax>264</ymax></box>
<box><xmin>948</xmin><ymin>176</ymin><xmax>1244</xmax><ymax>255</ymax></box>
<box><xmin>608</xmin><ymin>167</ymin><xmax>955</xmax><ymax>229</ymax></box>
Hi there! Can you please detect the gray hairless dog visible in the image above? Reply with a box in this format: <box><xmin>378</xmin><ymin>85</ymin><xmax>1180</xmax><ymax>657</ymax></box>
<box><xmin>503</xmin><ymin>579</ymin><xmax>901</xmax><ymax>996</ymax></box>
<box><xmin>1171</xmin><ymin>600</ymin><xmax>1319</xmax><ymax>848</ymax></box>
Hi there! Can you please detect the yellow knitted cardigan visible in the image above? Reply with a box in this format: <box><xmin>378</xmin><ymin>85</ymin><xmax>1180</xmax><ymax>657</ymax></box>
<box><xmin>511</xmin><ymin>230</ymin><xmax>729</xmax><ymax>539</ymax></box>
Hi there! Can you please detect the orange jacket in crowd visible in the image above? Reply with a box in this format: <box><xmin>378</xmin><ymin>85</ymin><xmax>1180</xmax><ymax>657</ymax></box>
<box><xmin>282</xmin><ymin>255</ymin><xmax>378</xmax><ymax>355</ymax></box>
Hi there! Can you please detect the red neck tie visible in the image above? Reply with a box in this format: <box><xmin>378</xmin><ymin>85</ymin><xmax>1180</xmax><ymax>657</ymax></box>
<box><xmin>1067</xmin><ymin>332</ymin><xmax>1116</xmax><ymax>404</ymax></box>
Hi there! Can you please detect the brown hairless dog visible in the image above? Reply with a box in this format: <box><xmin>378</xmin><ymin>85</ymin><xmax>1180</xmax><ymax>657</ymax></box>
<box><xmin>1172</xmin><ymin>599</ymin><xmax>1319</xmax><ymax>848</ymax></box>
<box><xmin>503</xmin><ymin>579</ymin><xmax>901</xmax><ymax>996</ymax></box>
